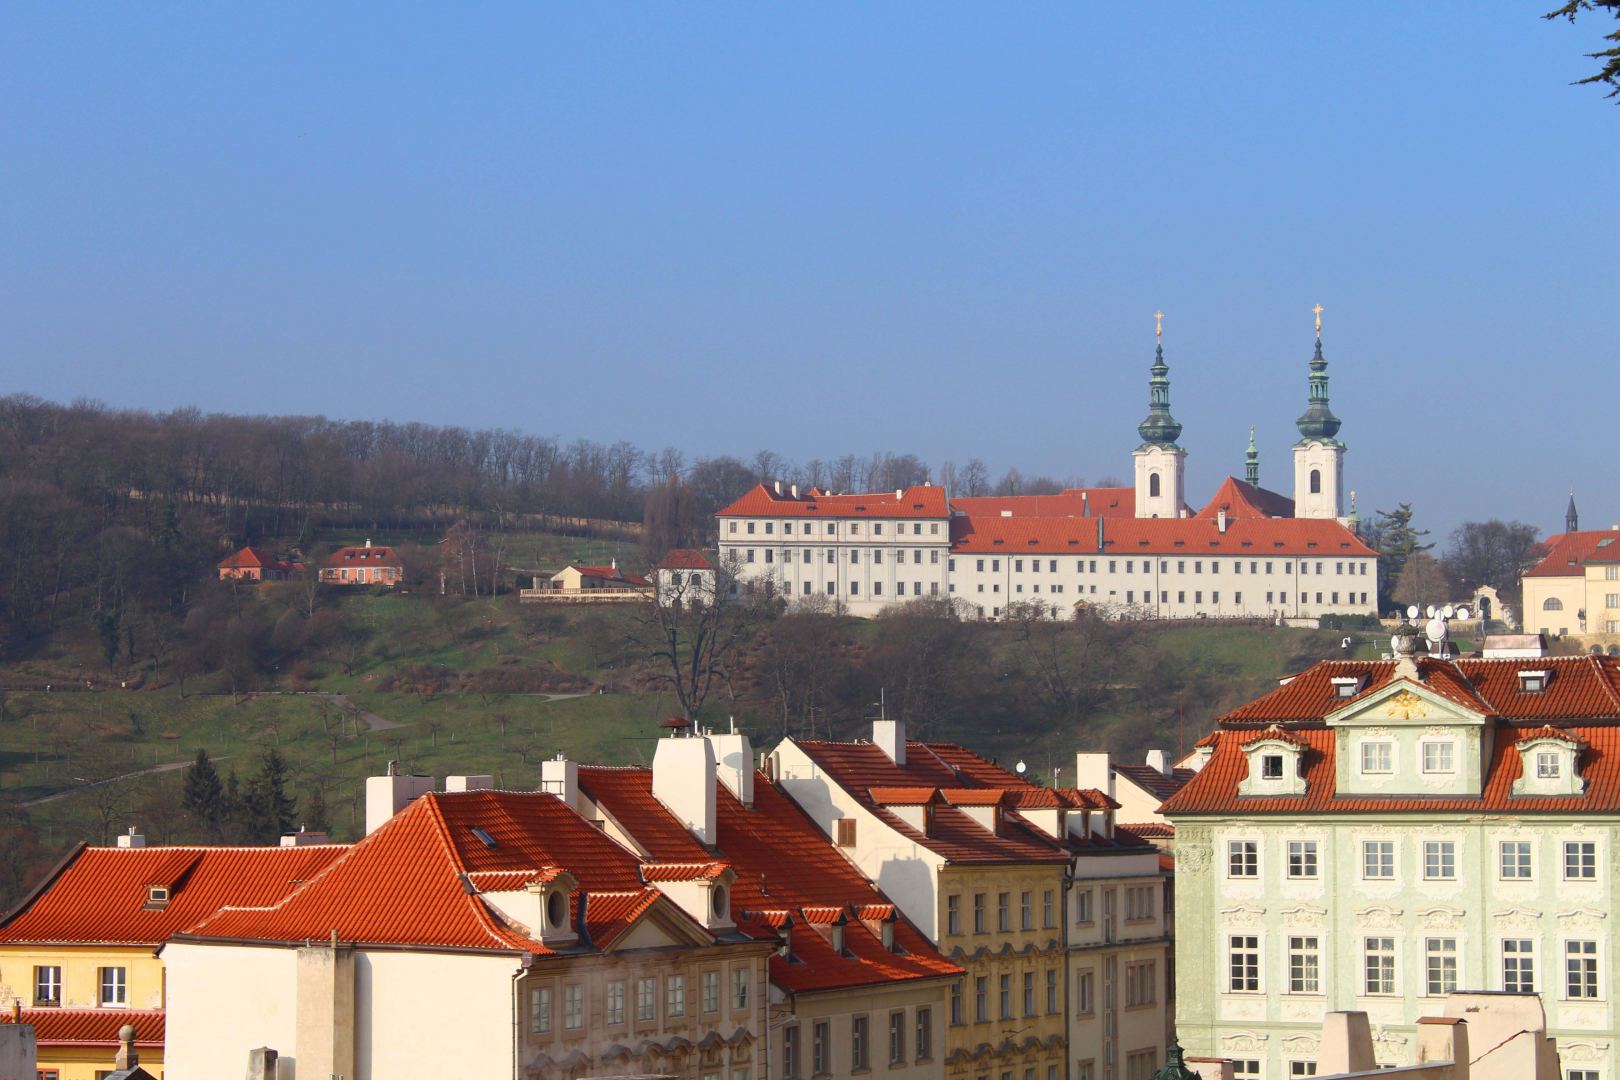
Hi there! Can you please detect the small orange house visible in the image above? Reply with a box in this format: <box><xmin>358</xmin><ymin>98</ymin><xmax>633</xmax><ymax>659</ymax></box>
<box><xmin>319</xmin><ymin>540</ymin><xmax>405</xmax><ymax>587</ymax></box>
<box><xmin>217</xmin><ymin>547</ymin><xmax>301</xmax><ymax>582</ymax></box>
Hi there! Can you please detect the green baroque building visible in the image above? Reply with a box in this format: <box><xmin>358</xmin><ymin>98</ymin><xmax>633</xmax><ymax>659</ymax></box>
<box><xmin>1163</xmin><ymin>649</ymin><xmax>1620</xmax><ymax>1080</ymax></box>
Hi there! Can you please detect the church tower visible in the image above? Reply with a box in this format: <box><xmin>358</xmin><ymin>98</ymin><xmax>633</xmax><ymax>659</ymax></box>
<box><xmin>1134</xmin><ymin>312</ymin><xmax>1187</xmax><ymax>519</ymax></box>
<box><xmin>1244</xmin><ymin>426</ymin><xmax>1260</xmax><ymax>486</ymax></box>
<box><xmin>1567</xmin><ymin>490</ymin><xmax>1580</xmax><ymax>533</ymax></box>
<box><xmin>1292</xmin><ymin>305</ymin><xmax>1345</xmax><ymax>520</ymax></box>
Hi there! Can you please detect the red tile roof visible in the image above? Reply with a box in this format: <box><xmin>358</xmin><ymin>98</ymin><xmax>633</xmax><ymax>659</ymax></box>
<box><xmin>576</xmin><ymin>767</ymin><xmax>962</xmax><ymax>994</ymax></box>
<box><xmin>951</xmin><ymin>488</ymin><xmax>1136</xmax><ymax>520</ymax></box>
<box><xmin>717</xmin><ymin>484</ymin><xmax>950</xmax><ymax>519</ymax></box>
<box><xmin>1524</xmin><ymin>530</ymin><xmax>1620</xmax><ymax>577</ymax></box>
<box><xmin>1163</xmin><ymin>656</ymin><xmax>1620</xmax><ymax>816</ymax></box>
<box><xmin>321</xmin><ymin>545</ymin><xmax>403</xmax><ymax>569</ymax></box>
<box><xmin>655</xmin><ymin>549</ymin><xmax>715</xmax><ymax>571</ymax></box>
<box><xmin>0</xmin><ymin>844</ymin><xmax>347</xmax><ymax>946</ymax></box>
<box><xmin>949</xmin><ymin>511</ymin><xmax>1374</xmax><ymax>557</ymax></box>
<box><xmin>2</xmin><ymin>1007</ymin><xmax>164</xmax><ymax>1048</ymax></box>
<box><xmin>1113</xmin><ymin>764</ymin><xmax>1198</xmax><ymax>801</ymax></box>
<box><xmin>182</xmin><ymin>791</ymin><xmax>702</xmax><ymax>954</ymax></box>
<box><xmin>1195</xmin><ymin>477</ymin><xmax>1296</xmax><ymax>521</ymax></box>
<box><xmin>217</xmin><ymin>546</ymin><xmax>299</xmax><ymax>572</ymax></box>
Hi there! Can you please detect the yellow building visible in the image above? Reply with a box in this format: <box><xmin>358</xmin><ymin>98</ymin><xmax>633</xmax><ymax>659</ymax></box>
<box><xmin>0</xmin><ymin>833</ymin><xmax>346</xmax><ymax>1080</ymax></box>
<box><xmin>1521</xmin><ymin>528</ymin><xmax>1620</xmax><ymax>638</ymax></box>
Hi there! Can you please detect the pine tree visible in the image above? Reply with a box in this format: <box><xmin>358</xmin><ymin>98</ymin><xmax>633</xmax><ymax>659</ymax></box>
<box><xmin>180</xmin><ymin>748</ymin><xmax>224</xmax><ymax>830</ymax></box>
<box><xmin>222</xmin><ymin>766</ymin><xmax>241</xmax><ymax>823</ymax></box>
<box><xmin>241</xmin><ymin>749</ymin><xmax>297</xmax><ymax>842</ymax></box>
<box><xmin>1368</xmin><ymin>503</ymin><xmax>1432</xmax><ymax>614</ymax></box>
<box><xmin>303</xmin><ymin>787</ymin><xmax>331</xmax><ymax>834</ymax></box>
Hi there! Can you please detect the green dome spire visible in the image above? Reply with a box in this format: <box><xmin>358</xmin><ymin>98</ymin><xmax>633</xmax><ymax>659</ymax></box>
<box><xmin>1137</xmin><ymin>318</ymin><xmax>1183</xmax><ymax>448</ymax></box>
<box><xmin>1294</xmin><ymin>317</ymin><xmax>1342</xmax><ymax>442</ymax></box>
<box><xmin>1245</xmin><ymin>426</ymin><xmax>1259</xmax><ymax>485</ymax></box>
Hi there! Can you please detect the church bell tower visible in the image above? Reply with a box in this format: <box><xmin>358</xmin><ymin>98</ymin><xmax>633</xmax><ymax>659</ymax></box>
<box><xmin>1292</xmin><ymin>305</ymin><xmax>1345</xmax><ymax>520</ymax></box>
<box><xmin>1133</xmin><ymin>311</ymin><xmax>1187</xmax><ymax>519</ymax></box>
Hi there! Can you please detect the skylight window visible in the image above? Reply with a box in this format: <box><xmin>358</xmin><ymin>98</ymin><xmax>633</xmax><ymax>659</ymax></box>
<box><xmin>470</xmin><ymin>827</ymin><xmax>498</xmax><ymax>848</ymax></box>
<box><xmin>1518</xmin><ymin>670</ymin><xmax>1550</xmax><ymax>693</ymax></box>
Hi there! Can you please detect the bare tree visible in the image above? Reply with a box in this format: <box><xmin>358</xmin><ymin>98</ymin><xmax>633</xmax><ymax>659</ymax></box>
<box><xmin>631</xmin><ymin>553</ymin><xmax>775</xmax><ymax>720</ymax></box>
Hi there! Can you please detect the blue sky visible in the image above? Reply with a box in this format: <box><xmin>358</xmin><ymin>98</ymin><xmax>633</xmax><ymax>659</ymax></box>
<box><xmin>2</xmin><ymin>4</ymin><xmax>1615</xmax><ymax>539</ymax></box>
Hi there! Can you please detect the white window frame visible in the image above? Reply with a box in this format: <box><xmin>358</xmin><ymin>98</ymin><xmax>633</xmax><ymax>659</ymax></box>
<box><xmin>1421</xmin><ymin>740</ymin><xmax>1455</xmax><ymax>774</ymax></box>
<box><xmin>1287</xmin><ymin>839</ymin><xmax>1319</xmax><ymax>879</ymax></box>
<box><xmin>1566</xmin><ymin>939</ymin><xmax>1600</xmax><ymax>1000</ymax></box>
<box><xmin>1564</xmin><ymin>840</ymin><xmax>1598</xmax><ymax>880</ymax></box>
<box><xmin>1425</xmin><ymin>937</ymin><xmax>1458</xmax><ymax>997</ymax></box>
<box><xmin>1288</xmin><ymin>935</ymin><xmax>1320</xmax><ymax>994</ymax></box>
<box><xmin>1228</xmin><ymin>934</ymin><xmax>1261</xmax><ymax>993</ymax></box>
<box><xmin>1228</xmin><ymin>839</ymin><xmax>1259</xmax><ymax>878</ymax></box>
<box><xmin>1360</xmin><ymin>741</ymin><xmax>1393</xmax><ymax>774</ymax></box>
<box><xmin>1362</xmin><ymin>839</ymin><xmax>1395</xmax><ymax>880</ymax></box>
<box><xmin>99</xmin><ymin>965</ymin><xmax>128</xmax><ymax>1008</ymax></box>
<box><xmin>1503</xmin><ymin>939</ymin><xmax>1536</xmax><ymax>993</ymax></box>
<box><xmin>1363</xmin><ymin>937</ymin><xmax>1397</xmax><ymax>995</ymax></box>
<box><xmin>1499</xmin><ymin>840</ymin><xmax>1533</xmax><ymax>880</ymax></box>
<box><xmin>1423</xmin><ymin>840</ymin><xmax>1457</xmax><ymax>880</ymax></box>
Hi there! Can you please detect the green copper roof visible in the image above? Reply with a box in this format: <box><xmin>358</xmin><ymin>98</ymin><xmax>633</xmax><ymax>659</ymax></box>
<box><xmin>1245</xmin><ymin>426</ymin><xmax>1259</xmax><ymax>486</ymax></box>
<box><xmin>1150</xmin><ymin>1041</ymin><xmax>1200</xmax><ymax>1080</ymax></box>
<box><xmin>1295</xmin><ymin>337</ymin><xmax>1342</xmax><ymax>441</ymax></box>
<box><xmin>1137</xmin><ymin>342</ymin><xmax>1183</xmax><ymax>448</ymax></box>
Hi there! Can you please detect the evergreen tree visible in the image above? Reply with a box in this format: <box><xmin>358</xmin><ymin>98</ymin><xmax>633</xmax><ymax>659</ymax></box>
<box><xmin>1368</xmin><ymin>503</ymin><xmax>1432</xmax><ymax>613</ymax></box>
<box><xmin>222</xmin><ymin>766</ymin><xmax>241</xmax><ymax>823</ymax></box>
<box><xmin>180</xmin><ymin>748</ymin><xmax>224</xmax><ymax>830</ymax></box>
<box><xmin>303</xmin><ymin>787</ymin><xmax>331</xmax><ymax>835</ymax></box>
<box><xmin>241</xmin><ymin>749</ymin><xmax>297</xmax><ymax>842</ymax></box>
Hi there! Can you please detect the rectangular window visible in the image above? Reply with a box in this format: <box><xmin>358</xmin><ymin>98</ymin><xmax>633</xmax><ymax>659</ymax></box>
<box><xmin>1538</xmin><ymin>751</ymin><xmax>1562</xmax><ymax>778</ymax></box>
<box><xmin>1504</xmin><ymin>939</ymin><xmax>1535</xmax><ymax>992</ymax></box>
<box><xmin>852</xmin><ymin>1014</ymin><xmax>869</xmax><ymax>1071</ymax></box>
<box><xmin>974</xmin><ymin>893</ymin><xmax>986</xmax><ymax>933</ymax></box>
<box><xmin>1125</xmin><ymin>961</ymin><xmax>1157</xmax><ymax>1007</ymax></box>
<box><xmin>1229</xmin><ymin>935</ymin><xmax>1260</xmax><ymax>991</ymax></box>
<box><xmin>1360</xmin><ymin>741</ymin><xmax>1393</xmax><ymax>773</ymax></box>
<box><xmin>1364</xmin><ymin>937</ymin><xmax>1396</xmax><ymax>995</ymax></box>
<box><xmin>1363</xmin><ymin>840</ymin><xmax>1395</xmax><ymax>879</ymax></box>
<box><xmin>1076</xmin><ymin>889</ymin><xmax>1093</xmax><ymax>924</ymax></box>
<box><xmin>98</xmin><ymin>965</ymin><xmax>126</xmax><ymax>1010</ymax></box>
<box><xmin>1567</xmin><ymin>940</ymin><xmax>1599</xmax><ymax>999</ymax></box>
<box><xmin>1042</xmin><ymin>889</ymin><xmax>1055</xmax><ymax>928</ymax></box>
<box><xmin>950</xmin><ymin>982</ymin><xmax>963</xmax><ymax>1025</ymax></box>
<box><xmin>530</xmin><ymin>986</ymin><xmax>552</xmax><ymax>1033</ymax></box>
<box><xmin>836</xmin><ymin>818</ymin><xmax>857</xmax><ymax>846</ymax></box>
<box><xmin>1565</xmin><ymin>841</ymin><xmax>1597</xmax><ymax>879</ymax></box>
<box><xmin>1288</xmin><ymin>840</ymin><xmax>1318</xmax><ymax>879</ymax></box>
<box><xmin>1289</xmin><ymin>1063</ymin><xmax>1318</xmax><ymax>1078</ymax></box>
<box><xmin>889</xmin><ymin>1010</ymin><xmax>905</xmax><ymax>1065</ymax></box>
<box><xmin>667</xmin><ymin>974</ymin><xmax>686</xmax><ymax>1017</ymax></box>
<box><xmin>783</xmin><ymin>1025</ymin><xmax>800</xmax><ymax>1079</ymax></box>
<box><xmin>997</xmin><ymin>892</ymin><xmax>1010</xmax><ymax>932</ymax></box>
<box><xmin>1020</xmin><ymin>890</ymin><xmax>1033</xmax><ymax>930</ymax></box>
<box><xmin>1076</xmin><ymin>970</ymin><xmax>1094</xmax><ymax>1014</ymax></box>
<box><xmin>1228</xmin><ymin>840</ymin><xmax>1258</xmax><ymax>877</ymax></box>
<box><xmin>733</xmin><ymin>966</ymin><xmax>750</xmax><ymax>1009</ymax></box>
<box><xmin>948</xmin><ymin>894</ymin><xmax>961</xmax><ymax>935</ymax></box>
<box><xmin>1022</xmin><ymin>971</ymin><xmax>1035</xmax><ymax>1016</ymax></box>
<box><xmin>1422</xmin><ymin>741</ymin><xmax>1455</xmax><ymax>773</ymax></box>
<box><xmin>1289</xmin><ymin>936</ymin><xmax>1320</xmax><ymax>993</ymax></box>
<box><xmin>1500</xmin><ymin>841</ymin><xmax>1533</xmax><ymax>879</ymax></box>
<box><xmin>915</xmin><ymin>1006</ymin><xmax>932</xmax><ymax>1060</ymax></box>
<box><xmin>975</xmin><ymin>976</ymin><xmax>988</xmax><ymax>1021</ymax></box>
<box><xmin>702</xmin><ymin>970</ymin><xmax>720</xmax><ymax>1013</ymax></box>
<box><xmin>637</xmin><ymin>977</ymin><xmax>656</xmax><ymax>1022</ymax></box>
<box><xmin>1262</xmin><ymin>754</ymin><xmax>1284</xmax><ymax>779</ymax></box>
<box><xmin>1046</xmin><ymin>968</ymin><xmax>1058</xmax><ymax>1013</ymax></box>
<box><xmin>1000</xmin><ymin>974</ymin><xmax>1012</xmax><ymax>1018</ymax></box>
<box><xmin>1424</xmin><ymin>840</ymin><xmax>1456</xmax><ymax>880</ymax></box>
<box><xmin>565</xmin><ymin>984</ymin><xmax>585</xmax><ymax>1029</ymax></box>
<box><xmin>33</xmin><ymin>965</ymin><xmax>61</xmax><ymax>1006</ymax></box>
<box><xmin>607</xmin><ymin>980</ymin><xmax>626</xmax><ymax>1025</ymax></box>
<box><xmin>813</xmin><ymin>1021</ymin><xmax>830</xmax><ymax>1076</ymax></box>
<box><xmin>1426</xmin><ymin>938</ymin><xmax>1458</xmax><ymax>996</ymax></box>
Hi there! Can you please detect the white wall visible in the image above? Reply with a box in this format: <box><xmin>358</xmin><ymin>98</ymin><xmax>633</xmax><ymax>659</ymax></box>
<box><xmin>164</xmin><ymin>942</ymin><xmax>301</xmax><ymax>1080</ymax></box>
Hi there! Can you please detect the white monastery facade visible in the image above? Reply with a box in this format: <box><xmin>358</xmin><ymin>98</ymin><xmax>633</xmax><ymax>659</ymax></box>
<box><xmin>717</xmin><ymin>323</ymin><xmax>1376</xmax><ymax>620</ymax></box>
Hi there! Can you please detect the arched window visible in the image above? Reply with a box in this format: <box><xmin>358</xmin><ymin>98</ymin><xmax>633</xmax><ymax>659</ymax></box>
<box><xmin>1149</xmin><ymin>473</ymin><xmax>1161</xmax><ymax>498</ymax></box>
<box><xmin>1309</xmin><ymin>469</ymin><xmax>1322</xmax><ymax>494</ymax></box>
<box><xmin>1543</xmin><ymin>596</ymin><xmax>1564</xmax><ymax>611</ymax></box>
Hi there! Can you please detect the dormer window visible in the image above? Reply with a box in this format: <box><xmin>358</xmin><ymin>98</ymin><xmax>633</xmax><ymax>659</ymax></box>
<box><xmin>1261</xmin><ymin>755</ymin><xmax>1284</xmax><ymax>779</ymax></box>
<box><xmin>1518</xmin><ymin>670</ymin><xmax>1550</xmax><ymax>693</ymax></box>
<box><xmin>1536</xmin><ymin>751</ymin><xmax>1561</xmax><ymax>779</ymax></box>
<box><xmin>144</xmin><ymin>885</ymin><xmax>170</xmax><ymax>910</ymax></box>
<box><xmin>1238</xmin><ymin>729</ymin><xmax>1309</xmax><ymax>797</ymax></box>
<box><xmin>1511</xmin><ymin>728</ymin><xmax>1587</xmax><ymax>798</ymax></box>
<box><xmin>831</xmin><ymin>923</ymin><xmax>846</xmax><ymax>954</ymax></box>
<box><xmin>1331</xmin><ymin>675</ymin><xmax>1366</xmax><ymax>699</ymax></box>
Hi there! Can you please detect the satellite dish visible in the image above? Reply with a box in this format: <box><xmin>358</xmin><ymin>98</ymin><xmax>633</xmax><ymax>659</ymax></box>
<box><xmin>1442</xmin><ymin>605</ymin><xmax>1455</xmax><ymax>619</ymax></box>
<box><xmin>1456</xmin><ymin>606</ymin><xmax>1470</xmax><ymax>621</ymax></box>
<box><xmin>1426</xmin><ymin>618</ymin><xmax>1446</xmax><ymax>643</ymax></box>
<box><xmin>1425</xmin><ymin>605</ymin><xmax>1437</xmax><ymax>618</ymax></box>
<box><xmin>1407</xmin><ymin>605</ymin><xmax>1420</xmax><ymax>620</ymax></box>
<box><xmin>1015</xmin><ymin>760</ymin><xmax>1027</xmax><ymax>775</ymax></box>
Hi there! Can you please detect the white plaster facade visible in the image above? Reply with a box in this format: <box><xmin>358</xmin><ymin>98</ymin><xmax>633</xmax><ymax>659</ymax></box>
<box><xmin>1133</xmin><ymin>445</ymin><xmax>1187</xmax><ymax>520</ymax></box>
<box><xmin>1291</xmin><ymin>438</ymin><xmax>1345</xmax><ymax>521</ymax></box>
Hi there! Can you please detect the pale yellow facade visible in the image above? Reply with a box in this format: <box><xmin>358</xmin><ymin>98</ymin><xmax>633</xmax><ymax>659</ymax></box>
<box><xmin>777</xmin><ymin>979</ymin><xmax>950</xmax><ymax>1080</ymax></box>
<box><xmin>1522</xmin><ymin>559</ymin><xmax>1620</xmax><ymax>639</ymax></box>
<box><xmin>0</xmin><ymin>944</ymin><xmax>165</xmax><ymax>1080</ymax></box>
<box><xmin>937</xmin><ymin>865</ymin><xmax>1069</xmax><ymax>1080</ymax></box>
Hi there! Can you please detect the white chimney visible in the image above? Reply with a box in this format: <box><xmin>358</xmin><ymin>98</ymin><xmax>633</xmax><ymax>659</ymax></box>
<box><xmin>790</xmin><ymin>484</ymin><xmax>799</xmax><ymax>499</ymax></box>
<box><xmin>1145</xmin><ymin>749</ymin><xmax>1172</xmax><ymax>777</ymax></box>
<box><xmin>895</xmin><ymin>489</ymin><xmax>903</xmax><ymax>499</ymax></box>
<box><xmin>653</xmin><ymin>733</ymin><xmax>717</xmax><ymax>846</ymax></box>
<box><xmin>873</xmin><ymin>717</ymin><xmax>906</xmax><ymax>767</ymax></box>
<box><xmin>280</xmin><ymin>828</ymin><xmax>331</xmax><ymax>847</ymax></box>
<box><xmin>774</xmin><ymin>480</ymin><xmax>782</xmax><ymax>495</ymax></box>
<box><xmin>116</xmin><ymin>827</ymin><xmax>145</xmax><ymax>849</ymax></box>
<box><xmin>445</xmin><ymin>774</ymin><xmax>495</xmax><ymax>792</ymax></box>
<box><xmin>1074</xmin><ymin>752</ymin><xmax>1114</xmax><ymax>799</ymax></box>
<box><xmin>539</xmin><ymin>755</ymin><xmax>578</xmax><ymax>808</ymax></box>
<box><xmin>364</xmin><ymin>538</ymin><xmax>372</xmax><ymax>548</ymax></box>
<box><xmin>707</xmin><ymin>721</ymin><xmax>755</xmax><ymax>808</ymax></box>
<box><xmin>1217</xmin><ymin>508</ymin><xmax>1228</xmax><ymax>533</ymax></box>
<box><xmin>365</xmin><ymin>772</ymin><xmax>435</xmax><ymax>834</ymax></box>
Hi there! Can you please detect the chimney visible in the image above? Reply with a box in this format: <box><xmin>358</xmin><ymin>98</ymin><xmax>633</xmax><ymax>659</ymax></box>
<box><xmin>1217</xmin><ymin>507</ymin><xmax>1228</xmax><ymax>533</ymax></box>
<box><xmin>364</xmin><ymin>538</ymin><xmax>372</xmax><ymax>548</ymax></box>
<box><xmin>1074</xmin><ymin>752</ymin><xmax>1114</xmax><ymax>800</ymax></box>
<box><xmin>1081</xmin><ymin>491</ymin><xmax>1090</xmax><ymax>516</ymax></box>
<box><xmin>116</xmin><ymin>827</ymin><xmax>145</xmax><ymax>849</ymax></box>
<box><xmin>873</xmin><ymin>717</ymin><xmax>906</xmax><ymax>767</ymax></box>
<box><xmin>895</xmin><ymin>489</ymin><xmax>903</xmax><ymax>499</ymax></box>
<box><xmin>653</xmin><ymin>730</ymin><xmax>718</xmax><ymax>846</ymax></box>
<box><xmin>246</xmin><ymin>1047</ymin><xmax>280</xmax><ymax>1080</ymax></box>
<box><xmin>774</xmin><ymin>480</ymin><xmax>782</xmax><ymax>495</ymax></box>
<box><xmin>1096</xmin><ymin>516</ymin><xmax>1104</xmax><ymax>549</ymax></box>
<box><xmin>280</xmin><ymin>827</ymin><xmax>331</xmax><ymax>847</ymax></box>
<box><xmin>365</xmin><ymin>772</ymin><xmax>435</xmax><ymax>834</ymax></box>
<box><xmin>790</xmin><ymin>484</ymin><xmax>799</xmax><ymax>499</ymax></box>
<box><xmin>539</xmin><ymin>755</ymin><xmax>578</xmax><ymax>808</ymax></box>
<box><xmin>1416</xmin><ymin>1017</ymin><xmax>1468</xmax><ymax>1069</ymax></box>
<box><xmin>1145</xmin><ymin>749</ymin><xmax>1172</xmax><ymax>777</ymax></box>
<box><xmin>445</xmin><ymin>774</ymin><xmax>495</xmax><ymax>792</ymax></box>
<box><xmin>706</xmin><ymin>720</ymin><xmax>755</xmax><ymax>807</ymax></box>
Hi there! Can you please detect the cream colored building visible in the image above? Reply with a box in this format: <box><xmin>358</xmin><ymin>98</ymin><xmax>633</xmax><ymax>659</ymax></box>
<box><xmin>1521</xmin><ymin>527</ymin><xmax>1620</xmax><ymax>638</ymax></box>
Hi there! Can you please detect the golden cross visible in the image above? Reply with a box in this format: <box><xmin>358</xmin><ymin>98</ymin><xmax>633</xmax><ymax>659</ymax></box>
<box><xmin>1154</xmin><ymin>310</ymin><xmax>1164</xmax><ymax>339</ymax></box>
<box><xmin>1312</xmin><ymin>303</ymin><xmax>1324</xmax><ymax>337</ymax></box>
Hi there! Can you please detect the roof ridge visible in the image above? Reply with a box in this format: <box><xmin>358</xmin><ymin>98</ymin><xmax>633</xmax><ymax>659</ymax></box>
<box><xmin>420</xmin><ymin>793</ymin><xmax>540</xmax><ymax>952</ymax></box>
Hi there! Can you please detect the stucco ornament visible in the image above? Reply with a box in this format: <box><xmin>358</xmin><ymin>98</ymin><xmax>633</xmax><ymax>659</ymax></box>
<box><xmin>1380</xmin><ymin>690</ymin><xmax>1429</xmax><ymax>720</ymax></box>
<box><xmin>1280</xmin><ymin>905</ymin><xmax>1326</xmax><ymax>928</ymax></box>
<box><xmin>1355</xmin><ymin>905</ymin><xmax>1403</xmax><ymax>930</ymax></box>
<box><xmin>1280</xmin><ymin>1034</ymin><xmax>1320</xmax><ymax>1054</ymax></box>
<box><xmin>1418</xmin><ymin>906</ymin><xmax>1465</xmax><ymax>930</ymax></box>
<box><xmin>1558</xmin><ymin>908</ymin><xmax>1608</xmax><ymax>932</ymax></box>
<box><xmin>1178</xmin><ymin>839</ymin><xmax>1212</xmax><ymax>874</ymax></box>
<box><xmin>1562</xmin><ymin>1041</ymin><xmax>1612</xmax><ymax>1063</ymax></box>
<box><xmin>1220</xmin><ymin>1032</ymin><xmax>1268</xmax><ymax>1053</ymax></box>
<box><xmin>1220</xmin><ymin>905</ymin><xmax>1266</xmax><ymax>928</ymax></box>
<box><xmin>1492</xmin><ymin>907</ymin><xmax>1543</xmax><ymax>933</ymax></box>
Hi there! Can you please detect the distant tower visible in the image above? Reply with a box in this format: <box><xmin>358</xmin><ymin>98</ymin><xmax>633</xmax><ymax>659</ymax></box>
<box><xmin>1244</xmin><ymin>426</ymin><xmax>1260</xmax><ymax>486</ymax></box>
<box><xmin>1292</xmin><ymin>304</ymin><xmax>1345</xmax><ymax>520</ymax></box>
<box><xmin>1134</xmin><ymin>312</ymin><xmax>1187</xmax><ymax>519</ymax></box>
<box><xmin>1567</xmin><ymin>490</ymin><xmax>1580</xmax><ymax>533</ymax></box>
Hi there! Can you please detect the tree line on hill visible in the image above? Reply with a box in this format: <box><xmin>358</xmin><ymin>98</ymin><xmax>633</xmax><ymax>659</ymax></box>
<box><xmin>1360</xmin><ymin>503</ymin><xmax>1545</xmax><ymax>618</ymax></box>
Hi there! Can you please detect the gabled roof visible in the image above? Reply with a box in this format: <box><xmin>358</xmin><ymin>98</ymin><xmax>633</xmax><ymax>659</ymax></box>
<box><xmin>217</xmin><ymin>546</ymin><xmax>298</xmax><ymax>571</ymax></box>
<box><xmin>656</xmin><ymin>549</ymin><xmax>714</xmax><ymax>571</ymax></box>
<box><xmin>576</xmin><ymin>766</ymin><xmax>961</xmax><ymax>994</ymax></box>
<box><xmin>0</xmin><ymin>844</ymin><xmax>347</xmax><ymax>947</ymax></box>
<box><xmin>321</xmin><ymin>545</ymin><xmax>403</xmax><ymax>569</ymax></box>
<box><xmin>1114</xmin><ymin>763</ymin><xmax>1199</xmax><ymax>801</ymax></box>
<box><xmin>2</xmin><ymin>1007</ymin><xmax>164</xmax><ymax>1049</ymax></box>
<box><xmin>950</xmin><ymin>487</ymin><xmax>1136</xmax><ymax>520</ymax></box>
<box><xmin>180</xmin><ymin>791</ymin><xmax>701</xmax><ymax>955</ymax></box>
<box><xmin>1524</xmin><ymin>530</ymin><xmax>1620</xmax><ymax>577</ymax></box>
<box><xmin>1195</xmin><ymin>477</ymin><xmax>1296</xmax><ymax>521</ymax></box>
<box><xmin>717</xmin><ymin>484</ymin><xmax>950</xmax><ymax>519</ymax></box>
<box><xmin>948</xmin><ymin>512</ymin><xmax>1375</xmax><ymax>557</ymax></box>
<box><xmin>558</xmin><ymin>565</ymin><xmax>652</xmax><ymax>587</ymax></box>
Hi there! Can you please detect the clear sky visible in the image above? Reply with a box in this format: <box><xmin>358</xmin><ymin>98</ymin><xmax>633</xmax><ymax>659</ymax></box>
<box><xmin>2</xmin><ymin>4</ymin><xmax>1615</xmax><ymax>539</ymax></box>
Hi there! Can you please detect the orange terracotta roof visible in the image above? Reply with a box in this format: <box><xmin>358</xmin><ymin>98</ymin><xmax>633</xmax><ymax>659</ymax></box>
<box><xmin>951</xmin><ymin>488</ymin><xmax>1136</xmax><ymax>519</ymax></box>
<box><xmin>3</xmin><ymin>1007</ymin><xmax>164</xmax><ymax>1048</ymax></box>
<box><xmin>322</xmin><ymin>545</ymin><xmax>403</xmax><ymax>569</ymax></box>
<box><xmin>576</xmin><ymin>767</ymin><xmax>961</xmax><ymax>994</ymax></box>
<box><xmin>1119</xmin><ymin>822</ymin><xmax>1175</xmax><ymax>839</ymax></box>
<box><xmin>1195</xmin><ymin>477</ymin><xmax>1296</xmax><ymax>521</ymax></box>
<box><xmin>1113</xmin><ymin>764</ymin><xmax>1198</xmax><ymax>800</ymax></box>
<box><xmin>867</xmin><ymin>786</ymin><xmax>939</xmax><ymax>805</ymax></box>
<box><xmin>655</xmin><ymin>549</ymin><xmax>714</xmax><ymax>571</ymax></box>
<box><xmin>1525</xmin><ymin>530</ymin><xmax>1620</xmax><ymax>577</ymax></box>
<box><xmin>0</xmin><ymin>844</ymin><xmax>347</xmax><ymax>946</ymax></box>
<box><xmin>717</xmin><ymin>484</ymin><xmax>950</xmax><ymax>519</ymax></box>
<box><xmin>217</xmin><ymin>546</ymin><xmax>298</xmax><ymax>571</ymax></box>
<box><xmin>182</xmin><ymin>791</ymin><xmax>690</xmax><ymax>955</ymax></box>
<box><xmin>1519</xmin><ymin>724</ymin><xmax>1590</xmax><ymax>749</ymax></box>
<box><xmin>949</xmin><ymin>511</ymin><xmax>1374</xmax><ymax>557</ymax></box>
<box><xmin>642</xmin><ymin>862</ymin><xmax>731</xmax><ymax>882</ymax></box>
<box><xmin>936</xmin><ymin>788</ymin><xmax>1007</xmax><ymax>807</ymax></box>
